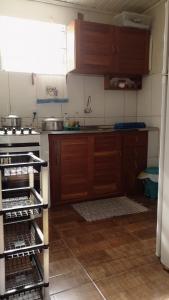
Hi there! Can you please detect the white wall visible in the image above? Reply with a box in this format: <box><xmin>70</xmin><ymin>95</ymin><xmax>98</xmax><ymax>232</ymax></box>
<box><xmin>0</xmin><ymin>0</ymin><xmax>137</xmax><ymax>128</ymax></box>
<box><xmin>0</xmin><ymin>0</ymin><xmax>163</xmax><ymax>169</ymax></box>
<box><xmin>137</xmin><ymin>2</ymin><xmax>165</xmax><ymax>166</ymax></box>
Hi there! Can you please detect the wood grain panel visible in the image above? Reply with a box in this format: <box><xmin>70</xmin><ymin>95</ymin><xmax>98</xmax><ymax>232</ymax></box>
<box><xmin>67</xmin><ymin>20</ymin><xmax>150</xmax><ymax>76</ymax></box>
<box><xmin>49</xmin><ymin>131</ymin><xmax>148</xmax><ymax>206</ymax></box>
<box><xmin>92</xmin><ymin>133</ymin><xmax>123</xmax><ymax>197</ymax></box>
<box><xmin>123</xmin><ymin>131</ymin><xmax>148</xmax><ymax>194</ymax></box>
<box><xmin>115</xmin><ymin>27</ymin><xmax>150</xmax><ymax>75</ymax></box>
<box><xmin>60</xmin><ymin>136</ymin><xmax>91</xmax><ymax>203</ymax></box>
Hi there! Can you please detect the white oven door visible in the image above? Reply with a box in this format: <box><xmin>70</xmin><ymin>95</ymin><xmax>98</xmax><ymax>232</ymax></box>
<box><xmin>0</xmin><ymin>146</ymin><xmax>40</xmax><ymax>153</ymax></box>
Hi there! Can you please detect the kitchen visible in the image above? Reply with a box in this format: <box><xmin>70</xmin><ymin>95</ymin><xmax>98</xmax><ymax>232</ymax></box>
<box><xmin>0</xmin><ymin>0</ymin><xmax>168</xmax><ymax>299</ymax></box>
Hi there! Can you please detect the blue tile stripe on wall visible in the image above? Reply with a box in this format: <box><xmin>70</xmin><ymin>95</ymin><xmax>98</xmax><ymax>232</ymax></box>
<box><xmin>37</xmin><ymin>98</ymin><xmax>69</xmax><ymax>104</ymax></box>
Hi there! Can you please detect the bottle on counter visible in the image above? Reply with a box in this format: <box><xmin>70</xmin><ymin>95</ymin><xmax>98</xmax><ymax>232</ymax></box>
<box><xmin>64</xmin><ymin>113</ymin><xmax>70</xmax><ymax>130</ymax></box>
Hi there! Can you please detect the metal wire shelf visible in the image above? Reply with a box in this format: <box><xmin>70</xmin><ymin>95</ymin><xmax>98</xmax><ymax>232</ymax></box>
<box><xmin>4</xmin><ymin>256</ymin><xmax>44</xmax><ymax>298</ymax></box>
<box><xmin>0</xmin><ymin>153</ymin><xmax>47</xmax><ymax>173</ymax></box>
<box><xmin>4</xmin><ymin>221</ymin><xmax>44</xmax><ymax>258</ymax></box>
<box><xmin>4</xmin><ymin>209</ymin><xmax>41</xmax><ymax>225</ymax></box>
<box><xmin>7</xmin><ymin>288</ymin><xmax>43</xmax><ymax>300</ymax></box>
<box><xmin>1</xmin><ymin>188</ymin><xmax>44</xmax><ymax>220</ymax></box>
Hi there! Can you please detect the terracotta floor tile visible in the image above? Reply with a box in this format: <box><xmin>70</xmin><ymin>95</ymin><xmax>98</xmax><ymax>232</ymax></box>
<box><xmin>132</xmin><ymin>226</ymin><xmax>156</xmax><ymax>240</ymax></box>
<box><xmin>77</xmin><ymin>249</ymin><xmax>112</xmax><ymax>267</ymax></box>
<box><xmin>125</xmin><ymin>219</ymin><xmax>156</xmax><ymax>232</ymax></box>
<box><xmin>50</xmin><ymin>248</ymin><xmax>73</xmax><ymax>262</ymax></box>
<box><xmin>47</xmin><ymin>196</ymin><xmax>167</xmax><ymax>300</ymax></box>
<box><xmin>49</xmin><ymin>257</ymin><xmax>82</xmax><ymax>277</ymax></box>
<box><xmin>95</xmin><ymin>262</ymin><xmax>169</xmax><ymax>300</ymax></box>
<box><xmin>50</xmin><ymin>283</ymin><xmax>104</xmax><ymax>300</ymax></box>
<box><xmin>64</xmin><ymin>238</ymin><xmax>111</xmax><ymax>257</ymax></box>
<box><xmin>86</xmin><ymin>254</ymin><xmax>159</xmax><ymax>281</ymax></box>
<box><xmin>49</xmin><ymin>269</ymin><xmax>90</xmax><ymax>295</ymax></box>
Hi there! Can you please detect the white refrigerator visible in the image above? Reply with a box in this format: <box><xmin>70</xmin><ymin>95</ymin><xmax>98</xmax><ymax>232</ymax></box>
<box><xmin>157</xmin><ymin>0</ymin><xmax>169</xmax><ymax>268</ymax></box>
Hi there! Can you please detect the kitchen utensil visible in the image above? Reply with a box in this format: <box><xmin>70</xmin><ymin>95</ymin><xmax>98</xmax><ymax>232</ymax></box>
<box><xmin>42</xmin><ymin>117</ymin><xmax>64</xmax><ymax>131</ymax></box>
<box><xmin>1</xmin><ymin>114</ymin><xmax>22</xmax><ymax>128</ymax></box>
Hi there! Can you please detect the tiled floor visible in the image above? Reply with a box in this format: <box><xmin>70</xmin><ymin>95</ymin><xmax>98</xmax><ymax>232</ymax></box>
<box><xmin>48</xmin><ymin>197</ymin><xmax>169</xmax><ymax>299</ymax></box>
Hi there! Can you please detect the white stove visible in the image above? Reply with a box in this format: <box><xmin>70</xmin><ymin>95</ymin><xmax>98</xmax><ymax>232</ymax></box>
<box><xmin>0</xmin><ymin>127</ymin><xmax>41</xmax><ymax>192</ymax></box>
<box><xmin>0</xmin><ymin>128</ymin><xmax>40</xmax><ymax>153</ymax></box>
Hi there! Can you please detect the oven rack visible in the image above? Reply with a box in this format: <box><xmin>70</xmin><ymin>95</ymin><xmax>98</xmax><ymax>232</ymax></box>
<box><xmin>0</xmin><ymin>153</ymin><xmax>49</xmax><ymax>299</ymax></box>
<box><xmin>0</xmin><ymin>153</ymin><xmax>47</xmax><ymax>173</ymax></box>
<box><xmin>1</xmin><ymin>255</ymin><xmax>44</xmax><ymax>298</ymax></box>
<box><xmin>1</xmin><ymin>187</ymin><xmax>44</xmax><ymax>215</ymax></box>
<box><xmin>4</xmin><ymin>221</ymin><xmax>44</xmax><ymax>259</ymax></box>
<box><xmin>4</xmin><ymin>209</ymin><xmax>41</xmax><ymax>225</ymax></box>
<box><xmin>7</xmin><ymin>288</ymin><xmax>43</xmax><ymax>300</ymax></box>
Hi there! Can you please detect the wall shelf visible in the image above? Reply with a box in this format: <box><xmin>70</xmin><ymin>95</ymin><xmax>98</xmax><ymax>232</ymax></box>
<box><xmin>104</xmin><ymin>75</ymin><xmax>142</xmax><ymax>90</ymax></box>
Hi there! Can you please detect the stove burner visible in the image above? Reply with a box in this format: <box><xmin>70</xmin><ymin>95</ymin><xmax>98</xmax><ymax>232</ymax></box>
<box><xmin>0</xmin><ymin>127</ymin><xmax>39</xmax><ymax>135</ymax></box>
<box><xmin>12</xmin><ymin>128</ymin><xmax>16</xmax><ymax>134</ymax></box>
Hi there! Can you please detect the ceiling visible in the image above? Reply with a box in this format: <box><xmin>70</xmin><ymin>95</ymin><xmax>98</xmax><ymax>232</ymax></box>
<box><xmin>32</xmin><ymin>0</ymin><xmax>162</xmax><ymax>15</ymax></box>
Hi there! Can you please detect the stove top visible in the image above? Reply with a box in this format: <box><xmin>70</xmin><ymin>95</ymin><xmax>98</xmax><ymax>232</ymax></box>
<box><xmin>0</xmin><ymin>127</ymin><xmax>40</xmax><ymax>136</ymax></box>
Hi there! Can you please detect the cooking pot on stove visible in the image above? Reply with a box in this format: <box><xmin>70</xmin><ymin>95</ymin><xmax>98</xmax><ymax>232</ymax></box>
<box><xmin>42</xmin><ymin>117</ymin><xmax>64</xmax><ymax>131</ymax></box>
<box><xmin>1</xmin><ymin>114</ymin><xmax>22</xmax><ymax>128</ymax></box>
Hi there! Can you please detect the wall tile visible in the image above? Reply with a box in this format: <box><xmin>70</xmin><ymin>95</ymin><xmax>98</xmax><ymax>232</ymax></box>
<box><xmin>137</xmin><ymin>116</ymin><xmax>153</xmax><ymax>127</ymax></box>
<box><xmin>84</xmin><ymin>117</ymin><xmax>105</xmax><ymax>126</ymax></box>
<box><xmin>62</xmin><ymin>74</ymin><xmax>84</xmax><ymax>116</ymax></box>
<box><xmin>137</xmin><ymin>76</ymin><xmax>152</xmax><ymax>117</ymax></box>
<box><xmin>37</xmin><ymin>103</ymin><xmax>62</xmax><ymax>118</ymax></box>
<box><xmin>104</xmin><ymin>116</ymin><xmax>124</xmax><ymax>125</ymax></box>
<box><xmin>124</xmin><ymin>91</ymin><xmax>137</xmax><ymax>116</ymax></box>
<box><xmin>36</xmin><ymin>74</ymin><xmax>67</xmax><ymax>99</ymax></box>
<box><xmin>124</xmin><ymin>116</ymin><xmax>137</xmax><ymax>122</ymax></box>
<box><xmin>151</xmin><ymin>74</ymin><xmax>162</xmax><ymax>116</ymax></box>
<box><xmin>9</xmin><ymin>72</ymin><xmax>36</xmax><ymax>117</ymax></box>
<box><xmin>150</xmin><ymin>116</ymin><xmax>161</xmax><ymax>129</ymax></box>
<box><xmin>83</xmin><ymin>76</ymin><xmax>104</xmax><ymax>117</ymax></box>
<box><xmin>147</xmin><ymin>157</ymin><xmax>159</xmax><ymax>167</ymax></box>
<box><xmin>105</xmin><ymin>91</ymin><xmax>125</xmax><ymax>117</ymax></box>
<box><xmin>148</xmin><ymin>131</ymin><xmax>159</xmax><ymax>158</ymax></box>
<box><xmin>147</xmin><ymin>2</ymin><xmax>165</xmax><ymax>75</ymax></box>
<box><xmin>0</xmin><ymin>71</ymin><xmax>9</xmax><ymax>116</ymax></box>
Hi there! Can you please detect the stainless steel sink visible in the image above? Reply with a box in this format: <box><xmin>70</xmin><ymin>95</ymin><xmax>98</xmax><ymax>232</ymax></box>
<box><xmin>80</xmin><ymin>125</ymin><xmax>113</xmax><ymax>131</ymax></box>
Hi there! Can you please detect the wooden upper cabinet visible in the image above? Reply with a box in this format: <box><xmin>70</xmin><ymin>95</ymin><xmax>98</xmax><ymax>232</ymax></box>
<box><xmin>115</xmin><ymin>27</ymin><xmax>150</xmax><ymax>75</ymax></box>
<box><xmin>67</xmin><ymin>20</ymin><xmax>117</xmax><ymax>74</ymax></box>
<box><xmin>67</xmin><ymin>20</ymin><xmax>150</xmax><ymax>75</ymax></box>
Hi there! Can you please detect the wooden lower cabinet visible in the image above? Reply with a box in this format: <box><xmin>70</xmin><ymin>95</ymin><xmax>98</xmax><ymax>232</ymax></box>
<box><xmin>49</xmin><ymin>135</ymin><xmax>92</xmax><ymax>206</ymax></box>
<box><xmin>123</xmin><ymin>131</ymin><xmax>148</xmax><ymax>194</ymax></box>
<box><xmin>92</xmin><ymin>134</ymin><xmax>123</xmax><ymax>197</ymax></box>
<box><xmin>49</xmin><ymin>131</ymin><xmax>148</xmax><ymax>207</ymax></box>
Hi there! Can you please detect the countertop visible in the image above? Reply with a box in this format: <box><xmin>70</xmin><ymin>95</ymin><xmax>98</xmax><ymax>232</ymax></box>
<box><xmin>40</xmin><ymin>126</ymin><xmax>159</xmax><ymax>135</ymax></box>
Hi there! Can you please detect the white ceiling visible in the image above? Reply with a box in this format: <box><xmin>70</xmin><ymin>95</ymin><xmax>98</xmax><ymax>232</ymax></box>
<box><xmin>32</xmin><ymin>0</ymin><xmax>162</xmax><ymax>15</ymax></box>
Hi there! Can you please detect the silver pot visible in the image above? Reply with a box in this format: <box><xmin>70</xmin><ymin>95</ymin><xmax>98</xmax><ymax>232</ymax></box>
<box><xmin>42</xmin><ymin>117</ymin><xmax>64</xmax><ymax>131</ymax></box>
<box><xmin>1</xmin><ymin>114</ymin><xmax>22</xmax><ymax>128</ymax></box>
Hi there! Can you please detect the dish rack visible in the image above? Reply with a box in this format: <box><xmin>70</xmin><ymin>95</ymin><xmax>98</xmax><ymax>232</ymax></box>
<box><xmin>0</xmin><ymin>153</ymin><xmax>49</xmax><ymax>299</ymax></box>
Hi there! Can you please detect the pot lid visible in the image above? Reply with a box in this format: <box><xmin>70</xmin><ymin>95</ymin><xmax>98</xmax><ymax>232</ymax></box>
<box><xmin>43</xmin><ymin>117</ymin><xmax>63</xmax><ymax>122</ymax></box>
<box><xmin>3</xmin><ymin>114</ymin><xmax>20</xmax><ymax>119</ymax></box>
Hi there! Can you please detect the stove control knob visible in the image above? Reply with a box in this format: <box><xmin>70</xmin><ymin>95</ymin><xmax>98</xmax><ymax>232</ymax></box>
<box><xmin>21</xmin><ymin>128</ymin><xmax>24</xmax><ymax>134</ymax></box>
<box><xmin>12</xmin><ymin>128</ymin><xmax>16</xmax><ymax>134</ymax></box>
<box><xmin>29</xmin><ymin>128</ymin><xmax>32</xmax><ymax>134</ymax></box>
<box><xmin>4</xmin><ymin>128</ymin><xmax>8</xmax><ymax>134</ymax></box>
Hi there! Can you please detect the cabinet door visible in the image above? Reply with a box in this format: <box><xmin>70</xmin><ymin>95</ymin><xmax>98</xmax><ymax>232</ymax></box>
<box><xmin>92</xmin><ymin>133</ymin><xmax>123</xmax><ymax>197</ymax></box>
<box><xmin>75</xmin><ymin>21</ymin><xmax>117</xmax><ymax>74</ymax></box>
<box><xmin>49</xmin><ymin>135</ymin><xmax>61</xmax><ymax>207</ymax></box>
<box><xmin>60</xmin><ymin>135</ymin><xmax>92</xmax><ymax>203</ymax></box>
<box><xmin>123</xmin><ymin>131</ymin><xmax>148</xmax><ymax>194</ymax></box>
<box><xmin>115</xmin><ymin>27</ymin><xmax>150</xmax><ymax>75</ymax></box>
